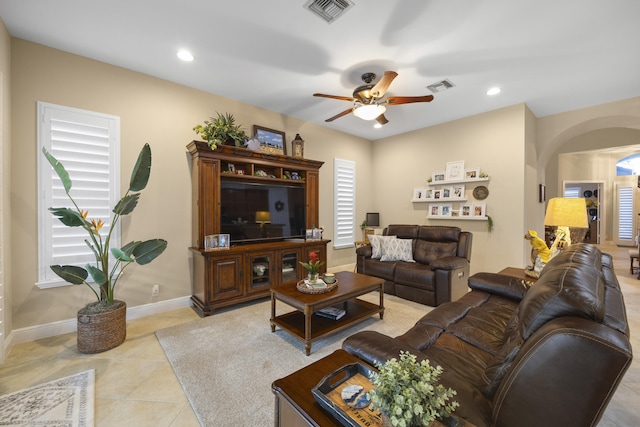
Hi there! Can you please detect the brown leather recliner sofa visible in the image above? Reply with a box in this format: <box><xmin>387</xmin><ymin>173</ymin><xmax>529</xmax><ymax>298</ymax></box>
<box><xmin>356</xmin><ymin>225</ymin><xmax>472</xmax><ymax>306</ymax></box>
<box><xmin>344</xmin><ymin>244</ymin><xmax>632</xmax><ymax>427</ymax></box>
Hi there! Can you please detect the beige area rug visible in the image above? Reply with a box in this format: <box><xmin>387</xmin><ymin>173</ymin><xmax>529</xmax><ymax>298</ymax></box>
<box><xmin>0</xmin><ymin>369</ymin><xmax>95</xmax><ymax>427</ymax></box>
<box><xmin>155</xmin><ymin>293</ymin><xmax>431</xmax><ymax>427</ymax></box>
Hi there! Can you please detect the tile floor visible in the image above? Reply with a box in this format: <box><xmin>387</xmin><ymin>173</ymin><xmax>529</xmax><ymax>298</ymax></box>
<box><xmin>0</xmin><ymin>243</ymin><xmax>638</xmax><ymax>427</ymax></box>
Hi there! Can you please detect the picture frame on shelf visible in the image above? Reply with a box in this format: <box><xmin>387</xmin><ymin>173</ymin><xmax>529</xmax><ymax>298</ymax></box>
<box><xmin>429</xmin><ymin>205</ymin><xmax>440</xmax><ymax>217</ymax></box>
<box><xmin>445</xmin><ymin>160</ymin><xmax>465</xmax><ymax>181</ymax></box>
<box><xmin>442</xmin><ymin>187</ymin><xmax>452</xmax><ymax>198</ymax></box>
<box><xmin>453</xmin><ymin>185</ymin><xmax>465</xmax><ymax>198</ymax></box>
<box><xmin>204</xmin><ymin>234</ymin><xmax>218</xmax><ymax>251</ymax></box>
<box><xmin>413</xmin><ymin>187</ymin><xmax>427</xmax><ymax>200</ymax></box>
<box><xmin>253</xmin><ymin>125</ymin><xmax>286</xmax><ymax>155</ymax></box>
<box><xmin>441</xmin><ymin>204</ymin><xmax>452</xmax><ymax>217</ymax></box>
<box><xmin>461</xmin><ymin>204</ymin><xmax>472</xmax><ymax>217</ymax></box>
<box><xmin>472</xmin><ymin>203</ymin><xmax>486</xmax><ymax>217</ymax></box>
<box><xmin>433</xmin><ymin>190</ymin><xmax>441</xmax><ymax>199</ymax></box>
<box><xmin>432</xmin><ymin>172</ymin><xmax>445</xmax><ymax>182</ymax></box>
<box><xmin>425</xmin><ymin>189</ymin><xmax>433</xmax><ymax>199</ymax></box>
<box><xmin>465</xmin><ymin>168</ymin><xmax>480</xmax><ymax>179</ymax></box>
<box><xmin>228</xmin><ymin>163</ymin><xmax>235</xmax><ymax>174</ymax></box>
<box><xmin>451</xmin><ymin>210</ymin><xmax>460</xmax><ymax>217</ymax></box>
<box><xmin>218</xmin><ymin>234</ymin><xmax>230</xmax><ymax>249</ymax></box>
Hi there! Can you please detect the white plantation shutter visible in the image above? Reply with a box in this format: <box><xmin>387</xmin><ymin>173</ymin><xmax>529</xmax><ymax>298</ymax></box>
<box><xmin>37</xmin><ymin>102</ymin><xmax>120</xmax><ymax>288</ymax></box>
<box><xmin>334</xmin><ymin>158</ymin><xmax>355</xmax><ymax>249</ymax></box>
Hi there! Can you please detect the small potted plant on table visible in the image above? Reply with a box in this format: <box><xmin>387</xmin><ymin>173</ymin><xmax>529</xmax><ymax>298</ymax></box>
<box><xmin>369</xmin><ymin>351</ymin><xmax>459</xmax><ymax>427</ymax></box>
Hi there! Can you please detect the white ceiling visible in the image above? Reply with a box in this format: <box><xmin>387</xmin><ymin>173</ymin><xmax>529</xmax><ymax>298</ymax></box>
<box><xmin>2</xmin><ymin>0</ymin><xmax>640</xmax><ymax>141</ymax></box>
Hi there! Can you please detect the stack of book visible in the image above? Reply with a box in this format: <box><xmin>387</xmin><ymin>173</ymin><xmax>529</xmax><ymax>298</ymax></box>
<box><xmin>315</xmin><ymin>306</ymin><xmax>346</xmax><ymax>320</ymax></box>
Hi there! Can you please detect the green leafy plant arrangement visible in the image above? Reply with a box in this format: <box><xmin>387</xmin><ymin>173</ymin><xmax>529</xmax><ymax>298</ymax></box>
<box><xmin>368</xmin><ymin>351</ymin><xmax>459</xmax><ymax>427</ymax></box>
<box><xmin>193</xmin><ymin>112</ymin><xmax>248</xmax><ymax>150</ymax></box>
<box><xmin>42</xmin><ymin>143</ymin><xmax>168</xmax><ymax>304</ymax></box>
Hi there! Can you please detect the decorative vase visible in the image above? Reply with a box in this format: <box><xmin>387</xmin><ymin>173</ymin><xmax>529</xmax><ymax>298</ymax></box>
<box><xmin>307</xmin><ymin>272</ymin><xmax>319</xmax><ymax>283</ymax></box>
<box><xmin>77</xmin><ymin>300</ymin><xmax>126</xmax><ymax>354</ymax></box>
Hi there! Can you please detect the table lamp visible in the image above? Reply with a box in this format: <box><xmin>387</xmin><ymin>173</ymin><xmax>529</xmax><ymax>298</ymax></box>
<box><xmin>544</xmin><ymin>197</ymin><xmax>588</xmax><ymax>251</ymax></box>
<box><xmin>255</xmin><ymin>211</ymin><xmax>271</xmax><ymax>225</ymax></box>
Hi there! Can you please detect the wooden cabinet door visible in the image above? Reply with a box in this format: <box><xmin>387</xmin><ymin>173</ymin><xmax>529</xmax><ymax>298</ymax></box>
<box><xmin>207</xmin><ymin>254</ymin><xmax>243</xmax><ymax>303</ymax></box>
<box><xmin>247</xmin><ymin>250</ymin><xmax>274</xmax><ymax>294</ymax></box>
<box><xmin>277</xmin><ymin>248</ymin><xmax>302</xmax><ymax>285</ymax></box>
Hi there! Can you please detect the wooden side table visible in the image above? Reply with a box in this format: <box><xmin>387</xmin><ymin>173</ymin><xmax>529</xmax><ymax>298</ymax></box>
<box><xmin>272</xmin><ymin>349</ymin><xmax>474</xmax><ymax>427</ymax></box>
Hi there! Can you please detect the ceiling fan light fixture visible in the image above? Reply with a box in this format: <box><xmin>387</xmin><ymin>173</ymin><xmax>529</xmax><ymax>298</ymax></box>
<box><xmin>353</xmin><ymin>104</ymin><xmax>386</xmax><ymax>120</ymax></box>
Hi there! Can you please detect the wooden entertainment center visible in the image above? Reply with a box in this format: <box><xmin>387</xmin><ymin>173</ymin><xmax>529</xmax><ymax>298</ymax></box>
<box><xmin>187</xmin><ymin>141</ymin><xmax>328</xmax><ymax>316</ymax></box>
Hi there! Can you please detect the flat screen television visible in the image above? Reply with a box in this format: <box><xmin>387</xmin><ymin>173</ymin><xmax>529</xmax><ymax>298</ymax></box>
<box><xmin>220</xmin><ymin>181</ymin><xmax>306</xmax><ymax>244</ymax></box>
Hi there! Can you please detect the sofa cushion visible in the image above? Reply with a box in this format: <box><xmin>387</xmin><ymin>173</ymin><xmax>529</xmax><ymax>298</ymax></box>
<box><xmin>362</xmin><ymin>258</ymin><xmax>396</xmax><ymax>281</ymax></box>
<box><xmin>369</xmin><ymin>235</ymin><xmax>396</xmax><ymax>259</ymax></box>
<box><xmin>394</xmin><ymin>262</ymin><xmax>434</xmax><ymax>290</ymax></box>
<box><xmin>380</xmin><ymin>238</ymin><xmax>415</xmax><ymax>262</ymax></box>
<box><xmin>413</xmin><ymin>239</ymin><xmax>457</xmax><ymax>265</ymax></box>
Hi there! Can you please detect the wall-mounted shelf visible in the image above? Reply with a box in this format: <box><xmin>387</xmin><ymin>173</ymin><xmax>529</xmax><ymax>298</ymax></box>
<box><xmin>428</xmin><ymin>216</ymin><xmax>488</xmax><ymax>221</ymax></box>
<box><xmin>411</xmin><ymin>197</ymin><xmax>467</xmax><ymax>203</ymax></box>
<box><xmin>428</xmin><ymin>177</ymin><xmax>490</xmax><ymax>187</ymax></box>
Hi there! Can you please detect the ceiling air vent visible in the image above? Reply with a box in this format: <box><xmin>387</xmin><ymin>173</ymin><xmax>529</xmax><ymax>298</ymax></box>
<box><xmin>427</xmin><ymin>79</ymin><xmax>455</xmax><ymax>94</ymax></box>
<box><xmin>304</xmin><ymin>0</ymin><xmax>355</xmax><ymax>23</ymax></box>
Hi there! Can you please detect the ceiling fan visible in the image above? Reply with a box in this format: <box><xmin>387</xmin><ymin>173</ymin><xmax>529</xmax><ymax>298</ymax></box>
<box><xmin>313</xmin><ymin>71</ymin><xmax>434</xmax><ymax>126</ymax></box>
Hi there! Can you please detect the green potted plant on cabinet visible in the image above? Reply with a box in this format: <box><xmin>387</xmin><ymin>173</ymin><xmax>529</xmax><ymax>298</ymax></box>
<box><xmin>369</xmin><ymin>351</ymin><xmax>459</xmax><ymax>427</ymax></box>
<box><xmin>42</xmin><ymin>143</ymin><xmax>168</xmax><ymax>353</ymax></box>
<box><xmin>193</xmin><ymin>112</ymin><xmax>248</xmax><ymax>150</ymax></box>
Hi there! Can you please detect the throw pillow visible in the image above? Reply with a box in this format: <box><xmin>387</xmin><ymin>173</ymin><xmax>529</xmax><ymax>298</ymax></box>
<box><xmin>369</xmin><ymin>235</ymin><xmax>396</xmax><ymax>259</ymax></box>
<box><xmin>380</xmin><ymin>238</ymin><xmax>415</xmax><ymax>262</ymax></box>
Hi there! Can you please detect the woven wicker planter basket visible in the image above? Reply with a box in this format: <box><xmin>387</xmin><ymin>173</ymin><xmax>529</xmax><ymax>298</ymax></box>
<box><xmin>77</xmin><ymin>300</ymin><xmax>126</xmax><ymax>354</ymax></box>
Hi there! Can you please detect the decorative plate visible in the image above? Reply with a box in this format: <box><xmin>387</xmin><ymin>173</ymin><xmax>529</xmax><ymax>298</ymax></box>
<box><xmin>583</xmin><ymin>190</ymin><xmax>593</xmax><ymax>198</ymax></box>
<box><xmin>473</xmin><ymin>185</ymin><xmax>489</xmax><ymax>200</ymax></box>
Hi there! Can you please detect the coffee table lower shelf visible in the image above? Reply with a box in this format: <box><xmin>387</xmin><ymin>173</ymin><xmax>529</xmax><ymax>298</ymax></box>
<box><xmin>272</xmin><ymin>299</ymin><xmax>382</xmax><ymax>352</ymax></box>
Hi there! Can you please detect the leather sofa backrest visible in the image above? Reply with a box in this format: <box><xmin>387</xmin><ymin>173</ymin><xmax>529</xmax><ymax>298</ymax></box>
<box><xmin>384</xmin><ymin>224</ymin><xmax>419</xmax><ymax>239</ymax></box>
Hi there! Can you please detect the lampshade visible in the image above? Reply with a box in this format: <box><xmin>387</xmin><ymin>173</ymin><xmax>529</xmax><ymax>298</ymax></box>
<box><xmin>255</xmin><ymin>211</ymin><xmax>271</xmax><ymax>224</ymax></box>
<box><xmin>352</xmin><ymin>104</ymin><xmax>386</xmax><ymax>120</ymax></box>
<box><xmin>544</xmin><ymin>198</ymin><xmax>588</xmax><ymax>228</ymax></box>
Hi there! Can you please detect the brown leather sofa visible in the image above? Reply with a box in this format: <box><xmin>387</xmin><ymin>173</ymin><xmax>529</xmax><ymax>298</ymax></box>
<box><xmin>356</xmin><ymin>225</ymin><xmax>472</xmax><ymax>306</ymax></box>
<box><xmin>344</xmin><ymin>244</ymin><xmax>632</xmax><ymax>427</ymax></box>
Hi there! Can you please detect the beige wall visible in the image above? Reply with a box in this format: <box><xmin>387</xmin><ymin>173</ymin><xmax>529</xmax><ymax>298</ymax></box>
<box><xmin>0</xmin><ymin>19</ymin><xmax>12</xmax><ymax>343</ymax></box>
<box><xmin>9</xmin><ymin>39</ymin><xmax>372</xmax><ymax>329</ymax></box>
<box><xmin>371</xmin><ymin>104</ymin><xmax>529</xmax><ymax>274</ymax></box>
<box><xmin>7</xmin><ymin>35</ymin><xmax>640</xmax><ymax>335</ymax></box>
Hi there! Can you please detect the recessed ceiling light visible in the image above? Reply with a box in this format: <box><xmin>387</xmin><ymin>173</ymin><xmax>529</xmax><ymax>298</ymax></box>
<box><xmin>373</xmin><ymin>123</ymin><xmax>382</xmax><ymax>129</ymax></box>
<box><xmin>177</xmin><ymin>50</ymin><xmax>194</xmax><ymax>62</ymax></box>
<box><xmin>486</xmin><ymin>87</ymin><xmax>501</xmax><ymax>96</ymax></box>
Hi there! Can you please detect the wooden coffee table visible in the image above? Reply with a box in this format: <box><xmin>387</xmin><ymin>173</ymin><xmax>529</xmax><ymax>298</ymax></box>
<box><xmin>270</xmin><ymin>271</ymin><xmax>384</xmax><ymax>355</ymax></box>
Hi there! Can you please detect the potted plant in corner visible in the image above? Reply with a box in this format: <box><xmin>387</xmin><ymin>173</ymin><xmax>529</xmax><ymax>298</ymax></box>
<box><xmin>368</xmin><ymin>351</ymin><xmax>460</xmax><ymax>427</ymax></box>
<box><xmin>42</xmin><ymin>143</ymin><xmax>168</xmax><ymax>354</ymax></box>
<box><xmin>193</xmin><ymin>112</ymin><xmax>248</xmax><ymax>150</ymax></box>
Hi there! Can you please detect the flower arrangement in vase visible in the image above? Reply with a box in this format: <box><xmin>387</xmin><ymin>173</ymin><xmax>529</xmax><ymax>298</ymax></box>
<box><xmin>299</xmin><ymin>252</ymin><xmax>325</xmax><ymax>283</ymax></box>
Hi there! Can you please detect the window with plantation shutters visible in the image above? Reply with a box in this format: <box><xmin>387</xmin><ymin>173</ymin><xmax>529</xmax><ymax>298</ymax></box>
<box><xmin>37</xmin><ymin>102</ymin><xmax>120</xmax><ymax>288</ymax></box>
<box><xmin>333</xmin><ymin>158</ymin><xmax>355</xmax><ymax>249</ymax></box>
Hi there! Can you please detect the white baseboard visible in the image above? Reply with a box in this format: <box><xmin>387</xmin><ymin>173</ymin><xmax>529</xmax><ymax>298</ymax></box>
<box><xmin>7</xmin><ymin>296</ymin><xmax>192</xmax><ymax>346</ymax></box>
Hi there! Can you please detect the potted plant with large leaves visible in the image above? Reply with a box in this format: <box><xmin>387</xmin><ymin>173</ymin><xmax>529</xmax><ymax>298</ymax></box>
<box><xmin>42</xmin><ymin>143</ymin><xmax>168</xmax><ymax>353</ymax></box>
<box><xmin>193</xmin><ymin>112</ymin><xmax>248</xmax><ymax>150</ymax></box>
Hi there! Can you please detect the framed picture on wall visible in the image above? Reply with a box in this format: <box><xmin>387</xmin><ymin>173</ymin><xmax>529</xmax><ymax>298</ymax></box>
<box><xmin>432</xmin><ymin>172</ymin><xmax>445</xmax><ymax>182</ymax></box>
<box><xmin>461</xmin><ymin>204</ymin><xmax>472</xmax><ymax>217</ymax></box>
<box><xmin>445</xmin><ymin>161</ymin><xmax>465</xmax><ymax>181</ymax></box>
<box><xmin>472</xmin><ymin>203</ymin><xmax>486</xmax><ymax>217</ymax></box>
<box><xmin>465</xmin><ymin>168</ymin><xmax>480</xmax><ymax>180</ymax></box>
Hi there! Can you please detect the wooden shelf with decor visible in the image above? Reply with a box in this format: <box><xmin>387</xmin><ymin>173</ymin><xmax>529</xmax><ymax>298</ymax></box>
<box><xmin>187</xmin><ymin>141</ymin><xmax>328</xmax><ymax>316</ymax></box>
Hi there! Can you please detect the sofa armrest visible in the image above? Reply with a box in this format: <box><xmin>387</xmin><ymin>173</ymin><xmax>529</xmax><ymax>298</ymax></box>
<box><xmin>468</xmin><ymin>272</ymin><xmax>532</xmax><ymax>301</ymax></box>
<box><xmin>342</xmin><ymin>331</ymin><xmax>422</xmax><ymax>368</ymax></box>
<box><xmin>356</xmin><ymin>244</ymin><xmax>372</xmax><ymax>258</ymax></box>
<box><xmin>430</xmin><ymin>256</ymin><xmax>468</xmax><ymax>271</ymax></box>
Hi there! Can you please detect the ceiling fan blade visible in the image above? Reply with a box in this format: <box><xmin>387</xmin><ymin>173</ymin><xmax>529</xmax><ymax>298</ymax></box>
<box><xmin>385</xmin><ymin>95</ymin><xmax>434</xmax><ymax>105</ymax></box>
<box><xmin>370</xmin><ymin>71</ymin><xmax>398</xmax><ymax>98</ymax></box>
<box><xmin>313</xmin><ymin>93</ymin><xmax>355</xmax><ymax>102</ymax></box>
<box><xmin>375</xmin><ymin>114</ymin><xmax>389</xmax><ymax>125</ymax></box>
<box><xmin>325</xmin><ymin>108</ymin><xmax>354</xmax><ymax>122</ymax></box>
